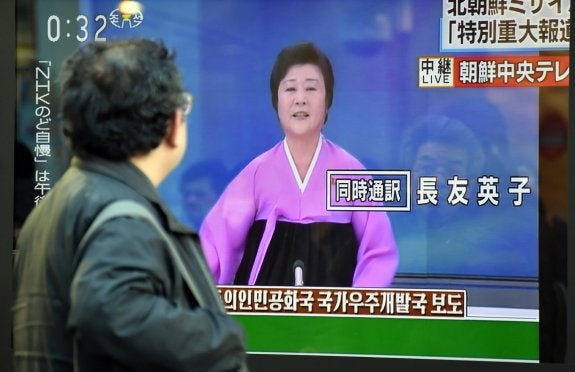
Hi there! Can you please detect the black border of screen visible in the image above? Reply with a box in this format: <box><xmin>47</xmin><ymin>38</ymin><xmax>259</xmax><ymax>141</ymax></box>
<box><xmin>1</xmin><ymin>0</ymin><xmax>16</xmax><ymax>369</ymax></box>
<box><xmin>1</xmin><ymin>1</ymin><xmax>573</xmax><ymax>371</ymax></box>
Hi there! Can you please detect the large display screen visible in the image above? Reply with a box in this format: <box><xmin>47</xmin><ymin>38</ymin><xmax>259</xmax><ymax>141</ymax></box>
<box><xmin>5</xmin><ymin>0</ymin><xmax>574</xmax><ymax>371</ymax></box>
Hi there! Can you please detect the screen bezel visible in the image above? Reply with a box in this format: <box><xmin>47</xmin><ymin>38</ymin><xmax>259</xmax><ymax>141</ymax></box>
<box><xmin>2</xmin><ymin>1</ymin><xmax>574</xmax><ymax>371</ymax></box>
<box><xmin>0</xmin><ymin>0</ymin><xmax>15</xmax><ymax>368</ymax></box>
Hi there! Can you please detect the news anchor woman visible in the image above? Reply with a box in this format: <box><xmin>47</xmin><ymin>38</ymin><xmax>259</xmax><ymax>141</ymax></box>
<box><xmin>200</xmin><ymin>42</ymin><xmax>398</xmax><ymax>287</ymax></box>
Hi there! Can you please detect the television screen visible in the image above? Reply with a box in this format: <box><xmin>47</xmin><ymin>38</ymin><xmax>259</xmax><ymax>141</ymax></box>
<box><xmin>6</xmin><ymin>0</ymin><xmax>573</xmax><ymax>371</ymax></box>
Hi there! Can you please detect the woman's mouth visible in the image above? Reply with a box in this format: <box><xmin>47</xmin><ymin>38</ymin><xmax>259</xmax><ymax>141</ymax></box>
<box><xmin>293</xmin><ymin>111</ymin><xmax>309</xmax><ymax>118</ymax></box>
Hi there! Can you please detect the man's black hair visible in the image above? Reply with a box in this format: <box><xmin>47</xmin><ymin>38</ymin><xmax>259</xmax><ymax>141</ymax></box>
<box><xmin>60</xmin><ymin>39</ymin><xmax>185</xmax><ymax>160</ymax></box>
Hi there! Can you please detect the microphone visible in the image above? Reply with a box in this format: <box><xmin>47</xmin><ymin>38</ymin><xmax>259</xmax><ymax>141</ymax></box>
<box><xmin>293</xmin><ymin>259</ymin><xmax>305</xmax><ymax>287</ymax></box>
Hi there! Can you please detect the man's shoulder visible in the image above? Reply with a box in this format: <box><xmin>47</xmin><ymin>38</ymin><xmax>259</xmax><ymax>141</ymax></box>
<box><xmin>59</xmin><ymin>164</ymin><xmax>145</xmax><ymax>206</ymax></box>
<box><xmin>26</xmin><ymin>165</ymin><xmax>149</xmax><ymax>235</ymax></box>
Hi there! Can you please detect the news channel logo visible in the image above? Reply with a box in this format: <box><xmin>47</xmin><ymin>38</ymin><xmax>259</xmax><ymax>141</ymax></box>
<box><xmin>109</xmin><ymin>1</ymin><xmax>144</xmax><ymax>29</ymax></box>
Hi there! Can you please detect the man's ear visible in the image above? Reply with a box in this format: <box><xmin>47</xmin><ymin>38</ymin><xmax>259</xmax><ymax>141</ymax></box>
<box><xmin>165</xmin><ymin>110</ymin><xmax>183</xmax><ymax>147</ymax></box>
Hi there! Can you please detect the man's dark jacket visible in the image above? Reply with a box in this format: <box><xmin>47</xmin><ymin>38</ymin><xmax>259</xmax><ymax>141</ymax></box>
<box><xmin>13</xmin><ymin>157</ymin><xmax>247</xmax><ymax>372</ymax></box>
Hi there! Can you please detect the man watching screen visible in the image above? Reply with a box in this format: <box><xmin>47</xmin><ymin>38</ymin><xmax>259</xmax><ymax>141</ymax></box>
<box><xmin>12</xmin><ymin>39</ymin><xmax>248</xmax><ymax>372</ymax></box>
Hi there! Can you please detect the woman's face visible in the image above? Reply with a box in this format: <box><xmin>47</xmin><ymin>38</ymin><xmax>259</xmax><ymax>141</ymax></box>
<box><xmin>277</xmin><ymin>63</ymin><xmax>327</xmax><ymax>141</ymax></box>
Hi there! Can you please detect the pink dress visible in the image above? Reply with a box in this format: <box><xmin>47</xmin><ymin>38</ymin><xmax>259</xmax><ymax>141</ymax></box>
<box><xmin>200</xmin><ymin>136</ymin><xmax>398</xmax><ymax>287</ymax></box>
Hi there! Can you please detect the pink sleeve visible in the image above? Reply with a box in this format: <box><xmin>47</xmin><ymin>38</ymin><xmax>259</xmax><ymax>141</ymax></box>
<box><xmin>351</xmin><ymin>210</ymin><xmax>399</xmax><ymax>288</ymax></box>
<box><xmin>199</xmin><ymin>166</ymin><xmax>256</xmax><ymax>284</ymax></box>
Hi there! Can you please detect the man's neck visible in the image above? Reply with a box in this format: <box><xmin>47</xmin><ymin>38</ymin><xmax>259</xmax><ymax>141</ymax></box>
<box><xmin>130</xmin><ymin>148</ymin><xmax>171</xmax><ymax>187</ymax></box>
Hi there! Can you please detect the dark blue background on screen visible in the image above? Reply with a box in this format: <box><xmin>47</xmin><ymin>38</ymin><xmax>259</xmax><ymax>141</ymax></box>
<box><xmin>80</xmin><ymin>0</ymin><xmax>539</xmax><ymax>279</ymax></box>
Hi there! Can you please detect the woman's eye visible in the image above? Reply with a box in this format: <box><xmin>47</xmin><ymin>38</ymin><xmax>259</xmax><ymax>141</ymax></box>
<box><xmin>306</xmin><ymin>87</ymin><xmax>317</xmax><ymax>91</ymax></box>
<box><xmin>285</xmin><ymin>87</ymin><xmax>296</xmax><ymax>92</ymax></box>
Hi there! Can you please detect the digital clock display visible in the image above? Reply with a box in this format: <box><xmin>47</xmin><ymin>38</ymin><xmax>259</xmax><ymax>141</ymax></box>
<box><xmin>46</xmin><ymin>14</ymin><xmax>107</xmax><ymax>42</ymax></box>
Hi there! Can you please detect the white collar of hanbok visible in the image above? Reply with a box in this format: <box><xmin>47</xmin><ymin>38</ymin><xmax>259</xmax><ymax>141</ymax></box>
<box><xmin>283</xmin><ymin>135</ymin><xmax>323</xmax><ymax>193</ymax></box>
